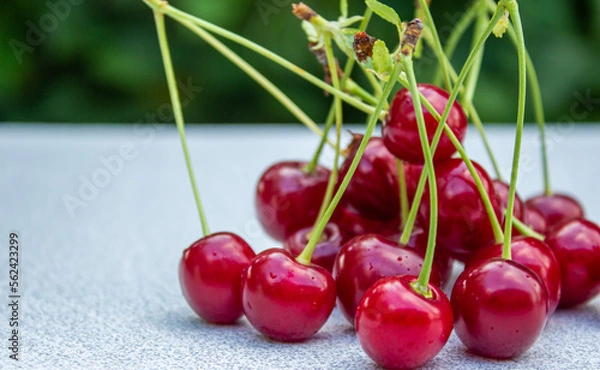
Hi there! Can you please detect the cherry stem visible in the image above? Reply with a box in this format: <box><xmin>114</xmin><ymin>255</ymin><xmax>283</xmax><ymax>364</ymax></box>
<box><xmin>495</xmin><ymin>1</ymin><xmax>550</xmax><ymax>195</ymax></box>
<box><xmin>422</xmin><ymin>10</ymin><xmax>504</xmax><ymax>181</ymax></box>
<box><xmin>397</xmin><ymin>159</ymin><xmax>409</xmax><ymax>230</ymax></box>
<box><xmin>466</xmin><ymin>104</ymin><xmax>504</xmax><ymax>180</ymax></box>
<box><xmin>306</xmin><ymin>5</ymin><xmax>376</xmax><ymax>175</ymax></box>
<box><xmin>399</xmin><ymin>6</ymin><xmax>506</xmax><ymax>245</ymax></box>
<box><xmin>428</xmin><ymin>36</ymin><xmax>505</xmax><ymax>182</ymax></box>
<box><xmin>300</xmin><ymin>62</ymin><xmax>404</xmax><ymax>264</ymax></box>
<box><xmin>145</xmin><ymin>0</ymin><xmax>383</xmax><ymax>119</ymax></box>
<box><xmin>306</xmin><ymin>106</ymin><xmax>336</xmax><ymax>174</ymax></box>
<box><xmin>403</xmin><ymin>55</ymin><xmax>437</xmax><ymax>298</ymax></box>
<box><xmin>501</xmin><ymin>0</ymin><xmax>527</xmax><ymax>260</ymax></box>
<box><xmin>164</xmin><ymin>19</ymin><xmax>338</xmax><ymax>151</ymax></box>
<box><xmin>153</xmin><ymin>11</ymin><xmax>210</xmax><ymax>237</ymax></box>
<box><xmin>513</xmin><ymin>217</ymin><xmax>545</xmax><ymax>240</ymax></box>
<box><xmin>417</xmin><ymin>0</ymin><xmax>452</xmax><ymax>91</ymax></box>
<box><xmin>301</xmin><ymin>35</ymin><xmax>344</xmax><ymax>258</ymax></box>
<box><xmin>432</xmin><ymin>2</ymin><xmax>479</xmax><ymax>86</ymax></box>
<box><xmin>463</xmin><ymin>1</ymin><xmax>488</xmax><ymax>106</ymax></box>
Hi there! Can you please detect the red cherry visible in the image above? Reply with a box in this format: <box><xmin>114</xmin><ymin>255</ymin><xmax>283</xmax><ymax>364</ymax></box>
<box><xmin>492</xmin><ymin>179</ymin><xmax>524</xmax><ymax>220</ymax></box>
<box><xmin>451</xmin><ymin>258</ymin><xmax>548</xmax><ymax>359</ymax></box>
<box><xmin>241</xmin><ymin>249</ymin><xmax>336</xmax><ymax>342</ymax></box>
<box><xmin>417</xmin><ymin>158</ymin><xmax>501</xmax><ymax>261</ymax></box>
<box><xmin>466</xmin><ymin>236</ymin><xmax>561</xmax><ymax>315</ymax></box>
<box><xmin>355</xmin><ymin>275</ymin><xmax>453</xmax><ymax>370</ymax></box>
<box><xmin>338</xmin><ymin>136</ymin><xmax>414</xmax><ymax>220</ymax></box>
<box><xmin>283</xmin><ymin>222</ymin><xmax>343</xmax><ymax>273</ymax></box>
<box><xmin>525</xmin><ymin>193</ymin><xmax>584</xmax><ymax>230</ymax></box>
<box><xmin>404</xmin><ymin>163</ymin><xmax>423</xmax><ymax>203</ymax></box>
<box><xmin>382</xmin><ymin>83</ymin><xmax>468</xmax><ymax>164</ymax></box>
<box><xmin>335</xmin><ymin>204</ymin><xmax>400</xmax><ymax>240</ymax></box>
<box><xmin>545</xmin><ymin>219</ymin><xmax>600</xmax><ymax>308</ymax></box>
<box><xmin>179</xmin><ymin>232</ymin><xmax>256</xmax><ymax>324</ymax></box>
<box><xmin>333</xmin><ymin>234</ymin><xmax>441</xmax><ymax>324</ymax></box>
<box><xmin>404</xmin><ymin>226</ymin><xmax>455</xmax><ymax>289</ymax></box>
<box><xmin>256</xmin><ymin>161</ymin><xmax>330</xmax><ymax>241</ymax></box>
<box><xmin>522</xmin><ymin>206</ymin><xmax>548</xmax><ymax>235</ymax></box>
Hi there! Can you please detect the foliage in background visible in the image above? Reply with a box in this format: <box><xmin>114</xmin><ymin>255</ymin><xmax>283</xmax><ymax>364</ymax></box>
<box><xmin>1</xmin><ymin>0</ymin><xmax>599</xmax><ymax>124</ymax></box>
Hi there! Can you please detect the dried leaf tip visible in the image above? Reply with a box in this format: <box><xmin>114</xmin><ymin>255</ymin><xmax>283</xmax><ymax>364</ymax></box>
<box><xmin>401</xmin><ymin>18</ymin><xmax>423</xmax><ymax>56</ymax></box>
<box><xmin>292</xmin><ymin>3</ymin><xmax>317</xmax><ymax>21</ymax></box>
<box><xmin>353</xmin><ymin>31</ymin><xmax>377</xmax><ymax>63</ymax></box>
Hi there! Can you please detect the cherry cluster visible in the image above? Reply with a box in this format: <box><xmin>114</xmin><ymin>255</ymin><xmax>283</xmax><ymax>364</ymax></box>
<box><xmin>179</xmin><ymin>83</ymin><xmax>600</xmax><ymax>368</ymax></box>
<box><xmin>145</xmin><ymin>0</ymin><xmax>600</xmax><ymax>368</ymax></box>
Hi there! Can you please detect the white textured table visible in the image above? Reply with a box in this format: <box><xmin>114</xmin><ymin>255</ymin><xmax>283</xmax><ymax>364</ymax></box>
<box><xmin>1</xmin><ymin>123</ymin><xmax>599</xmax><ymax>369</ymax></box>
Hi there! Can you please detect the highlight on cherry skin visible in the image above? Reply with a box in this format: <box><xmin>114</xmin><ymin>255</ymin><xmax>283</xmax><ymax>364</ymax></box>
<box><xmin>338</xmin><ymin>135</ymin><xmax>412</xmax><ymax>220</ymax></box>
<box><xmin>255</xmin><ymin>161</ymin><xmax>331</xmax><ymax>241</ymax></box>
<box><xmin>492</xmin><ymin>179</ymin><xmax>525</xmax><ymax>221</ymax></box>
<box><xmin>525</xmin><ymin>193</ymin><xmax>584</xmax><ymax>230</ymax></box>
<box><xmin>382</xmin><ymin>83</ymin><xmax>468</xmax><ymax>164</ymax></box>
<box><xmin>240</xmin><ymin>248</ymin><xmax>336</xmax><ymax>342</ymax></box>
<box><xmin>283</xmin><ymin>222</ymin><xmax>344</xmax><ymax>273</ymax></box>
<box><xmin>545</xmin><ymin>218</ymin><xmax>600</xmax><ymax>308</ymax></box>
<box><xmin>451</xmin><ymin>258</ymin><xmax>549</xmax><ymax>359</ymax></box>
<box><xmin>417</xmin><ymin>158</ymin><xmax>501</xmax><ymax>261</ymax></box>
<box><xmin>179</xmin><ymin>232</ymin><xmax>256</xmax><ymax>324</ymax></box>
<box><xmin>466</xmin><ymin>236</ymin><xmax>561</xmax><ymax>315</ymax></box>
<box><xmin>355</xmin><ymin>275</ymin><xmax>454</xmax><ymax>370</ymax></box>
<box><xmin>333</xmin><ymin>233</ymin><xmax>441</xmax><ymax>324</ymax></box>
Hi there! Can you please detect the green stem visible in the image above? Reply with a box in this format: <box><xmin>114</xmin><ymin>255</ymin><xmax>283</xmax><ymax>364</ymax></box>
<box><xmin>425</xmin><ymin>32</ymin><xmax>504</xmax><ymax>181</ymax></box>
<box><xmin>306</xmin><ymin>6</ymin><xmax>374</xmax><ymax>203</ymax></box>
<box><xmin>299</xmin><ymin>35</ymin><xmax>344</xmax><ymax>264</ymax></box>
<box><xmin>463</xmin><ymin>1</ymin><xmax>488</xmax><ymax>105</ymax></box>
<box><xmin>306</xmin><ymin>106</ymin><xmax>335</xmax><ymax>173</ymax></box>
<box><xmin>144</xmin><ymin>0</ymin><xmax>382</xmax><ymax>118</ymax></box>
<box><xmin>467</xmin><ymin>104</ymin><xmax>504</xmax><ymax>180</ymax></box>
<box><xmin>346</xmin><ymin>80</ymin><xmax>381</xmax><ymax>106</ymax></box>
<box><xmin>399</xmin><ymin>5</ymin><xmax>506</xmax><ymax>245</ymax></box>
<box><xmin>153</xmin><ymin>11</ymin><xmax>210</xmax><ymax>236</ymax></box>
<box><xmin>418</xmin><ymin>0</ymin><xmax>452</xmax><ymax>91</ymax></box>
<box><xmin>498</xmin><ymin>4</ymin><xmax>550</xmax><ymax>195</ymax></box>
<box><xmin>302</xmin><ymin>62</ymin><xmax>403</xmax><ymax>262</ymax></box>
<box><xmin>513</xmin><ymin>217</ymin><xmax>544</xmax><ymax>240</ymax></box>
<box><xmin>501</xmin><ymin>0</ymin><xmax>527</xmax><ymax>260</ymax></box>
<box><xmin>169</xmin><ymin>17</ymin><xmax>334</xmax><ymax>147</ymax></box>
<box><xmin>433</xmin><ymin>2</ymin><xmax>479</xmax><ymax>86</ymax></box>
<box><xmin>399</xmin><ymin>167</ymin><xmax>426</xmax><ymax>245</ymax></box>
<box><xmin>403</xmin><ymin>55</ymin><xmax>438</xmax><ymax>297</ymax></box>
<box><xmin>398</xmin><ymin>159</ymin><xmax>409</xmax><ymax>230</ymax></box>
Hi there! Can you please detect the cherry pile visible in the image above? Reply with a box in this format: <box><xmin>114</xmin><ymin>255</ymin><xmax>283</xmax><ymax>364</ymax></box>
<box><xmin>178</xmin><ymin>82</ymin><xmax>599</xmax><ymax>367</ymax></box>
<box><xmin>146</xmin><ymin>0</ymin><xmax>600</xmax><ymax>368</ymax></box>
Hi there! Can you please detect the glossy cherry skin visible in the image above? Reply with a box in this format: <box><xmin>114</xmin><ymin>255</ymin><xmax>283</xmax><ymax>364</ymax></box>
<box><xmin>335</xmin><ymin>204</ymin><xmax>401</xmax><ymax>241</ymax></box>
<box><xmin>466</xmin><ymin>237</ymin><xmax>561</xmax><ymax>315</ymax></box>
<box><xmin>355</xmin><ymin>275</ymin><xmax>453</xmax><ymax>370</ymax></box>
<box><xmin>256</xmin><ymin>161</ymin><xmax>330</xmax><ymax>241</ymax></box>
<box><xmin>333</xmin><ymin>234</ymin><xmax>441</xmax><ymax>324</ymax></box>
<box><xmin>382</xmin><ymin>83</ymin><xmax>468</xmax><ymax>164</ymax></box>
<box><xmin>338</xmin><ymin>136</ymin><xmax>415</xmax><ymax>220</ymax></box>
<box><xmin>492</xmin><ymin>179</ymin><xmax>524</xmax><ymax>220</ymax></box>
<box><xmin>240</xmin><ymin>249</ymin><xmax>336</xmax><ymax>342</ymax></box>
<box><xmin>283</xmin><ymin>222</ymin><xmax>343</xmax><ymax>273</ymax></box>
<box><xmin>417</xmin><ymin>158</ymin><xmax>501</xmax><ymax>261</ymax></box>
<box><xmin>545</xmin><ymin>219</ymin><xmax>600</xmax><ymax>308</ymax></box>
<box><xmin>179</xmin><ymin>232</ymin><xmax>256</xmax><ymax>324</ymax></box>
<box><xmin>404</xmin><ymin>226</ymin><xmax>455</xmax><ymax>289</ymax></box>
<box><xmin>525</xmin><ymin>193</ymin><xmax>584</xmax><ymax>230</ymax></box>
<box><xmin>451</xmin><ymin>258</ymin><xmax>548</xmax><ymax>359</ymax></box>
<box><xmin>522</xmin><ymin>206</ymin><xmax>548</xmax><ymax>235</ymax></box>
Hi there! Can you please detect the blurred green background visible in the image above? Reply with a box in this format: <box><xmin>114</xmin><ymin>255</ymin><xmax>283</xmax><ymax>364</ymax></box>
<box><xmin>1</xmin><ymin>0</ymin><xmax>599</xmax><ymax>124</ymax></box>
